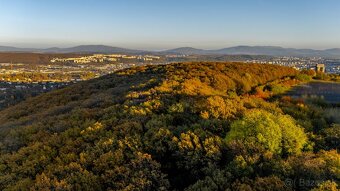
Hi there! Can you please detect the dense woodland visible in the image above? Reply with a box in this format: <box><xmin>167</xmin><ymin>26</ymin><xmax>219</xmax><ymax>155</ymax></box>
<box><xmin>0</xmin><ymin>62</ymin><xmax>338</xmax><ymax>190</ymax></box>
<box><xmin>0</xmin><ymin>72</ymin><xmax>96</xmax><ymax>82</ymax></box>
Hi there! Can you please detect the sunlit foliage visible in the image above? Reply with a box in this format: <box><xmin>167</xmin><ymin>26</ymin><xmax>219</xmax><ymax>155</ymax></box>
<box><xmin>0</xmin><ymin>62</ymin><xmax>338</xmax><ymax>190</ymax></box>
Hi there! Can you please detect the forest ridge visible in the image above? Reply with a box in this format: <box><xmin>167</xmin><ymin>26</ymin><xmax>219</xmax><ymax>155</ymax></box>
<box><xmin>0</xmin><ymin>62</ymin><xmax>338</xmax><ymax>190</ymax></box>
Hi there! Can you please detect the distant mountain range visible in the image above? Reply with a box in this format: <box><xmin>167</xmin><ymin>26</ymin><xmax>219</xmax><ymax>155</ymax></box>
<box><xmin>0</xmin><ymin>45</ymin><xmax>146</xmax><ymax>54</ymax></box>
<box><xmin>165</xmin><ymin>46</ymin><xmax>340</xmax><ymax>58</ymax></box>
<box><xmin>1</xmin><ymin>45</ymin><xmax>340</xmax><ymax>58</ymax></box>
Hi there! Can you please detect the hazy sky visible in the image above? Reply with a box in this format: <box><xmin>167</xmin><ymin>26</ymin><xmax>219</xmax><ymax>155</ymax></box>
<box><xmin>0</xmin><ymin>0</ymin><xmax>340</xmax><ymax>50</ymax></box>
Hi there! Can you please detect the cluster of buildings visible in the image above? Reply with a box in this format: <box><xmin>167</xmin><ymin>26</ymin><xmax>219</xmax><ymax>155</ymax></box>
<box><xmin>246</xmin><ymin>57</ymin><xmax>340</xmax><ymax>74</ymax></box>
<box><xmin>51</xmin><ymin>54</ymin><xmax>161</xmax><ymax>64</ymax></box>
<box><xmin>0</xmin><ymin>63</ymin><xmax>28</xmax><ymax>74</ymax></box>
<box><xmin>0</xmin><ymin>60</ymin><xmax>163</xmax><ymax>83</ymax></box>
<box><xmin>1</xmin><ymin>55</ymin><xmax>339</xmax><ymax>84</ymax></box>
<box><xmin>247</xmin><ymin>57</ymin><xmax>322</xmax><ymax>70</ymax></box>
<box><xmin>165</xmin><ymin>54</ymin><xmax>188</xmax><ymax>58</ymax></box>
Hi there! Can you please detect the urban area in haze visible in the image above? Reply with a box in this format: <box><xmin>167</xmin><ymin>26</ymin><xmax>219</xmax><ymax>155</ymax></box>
<box><xmin>0</xmin><ymin>1</ymin><xmax>339</xmax><ymax>191</ymax></box>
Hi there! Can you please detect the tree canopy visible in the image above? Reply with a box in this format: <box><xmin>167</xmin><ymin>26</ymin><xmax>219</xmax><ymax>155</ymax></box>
<box><xmin>226</xmin><ymin>109</ymin><xmax>307</xmax><ymax>156</ymax></box>
<box><xmin>0</xmin><ymin>62</ymin><xmax>338</xmax><ymax>190</ymax></box>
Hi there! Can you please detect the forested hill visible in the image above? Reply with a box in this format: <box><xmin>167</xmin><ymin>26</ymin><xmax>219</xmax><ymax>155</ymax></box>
<box><xmin>0</xmin><ymin>62</ymin><xmax>296</xmax><ymax>130</ymax></box>
<box><xmin>0</xmin><ymin>62</ymin><xmax>339</xmax><ymax>190</ymax></box>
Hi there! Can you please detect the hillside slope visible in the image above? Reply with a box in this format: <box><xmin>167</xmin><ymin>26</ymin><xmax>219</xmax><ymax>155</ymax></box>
<box><xmin>0</xmin><ymin>62</ymin><xmax>338</xmax><ymax>190</ymax></box>
<box><xmin>0</xmin><ymin>62</ymin><xmax>295</xmax><ymax>130</ymax></box>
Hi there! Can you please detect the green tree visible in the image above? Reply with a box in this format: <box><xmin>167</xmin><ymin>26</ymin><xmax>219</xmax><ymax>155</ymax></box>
<box><xmin>226</xmin><ymin>109</ymin><xmax>307</xmax><ymax>156</ymax></box>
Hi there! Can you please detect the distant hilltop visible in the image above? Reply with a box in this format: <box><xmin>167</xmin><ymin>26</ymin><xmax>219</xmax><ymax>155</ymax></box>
<box><xmin>1</xmin><ymin>45</ymin><xmax>340</xmax><ymax>58</ymax></box>
<box><xmin>0</xmin><ymin>45</ymin><xmax>147</xmax><ymax>54</ymax></box>
<box><xmin>165</xmin><ymin>46</ymin><xmax>340</xmax><ymax>58</ymax></box>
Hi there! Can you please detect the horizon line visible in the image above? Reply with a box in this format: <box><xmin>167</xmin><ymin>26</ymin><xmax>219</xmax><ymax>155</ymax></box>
<box><xmin>0</xmin><ymin>44</ymin><xmax>339</xmax><ymax>51</ymax></box>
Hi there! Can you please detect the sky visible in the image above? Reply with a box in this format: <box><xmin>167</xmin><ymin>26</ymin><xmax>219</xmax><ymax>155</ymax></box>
<box><xmin>0</xmin><ymin>0</ymin><xmax>340</xmax><ymax>50</ymax></box>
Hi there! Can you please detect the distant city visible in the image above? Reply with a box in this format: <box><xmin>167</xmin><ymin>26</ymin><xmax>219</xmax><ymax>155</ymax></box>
<box><xmin>245</xmin><ymin>56</ymin><xmax>340</xmax><ymax>74</ymax></box>
<box><xmin>0</xmin><ymin>53</ymin><xmax>166</xmax><ymax>83</ymax></box>
<box><xmin>0</xmin><ymin>48</ymin><xmax>339</xmax><ymax>110</ymax></box>
<box><xmin>0</xmin><ymin>53</ymin><xmax>339</xmax><ymax>84</ymax></box>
